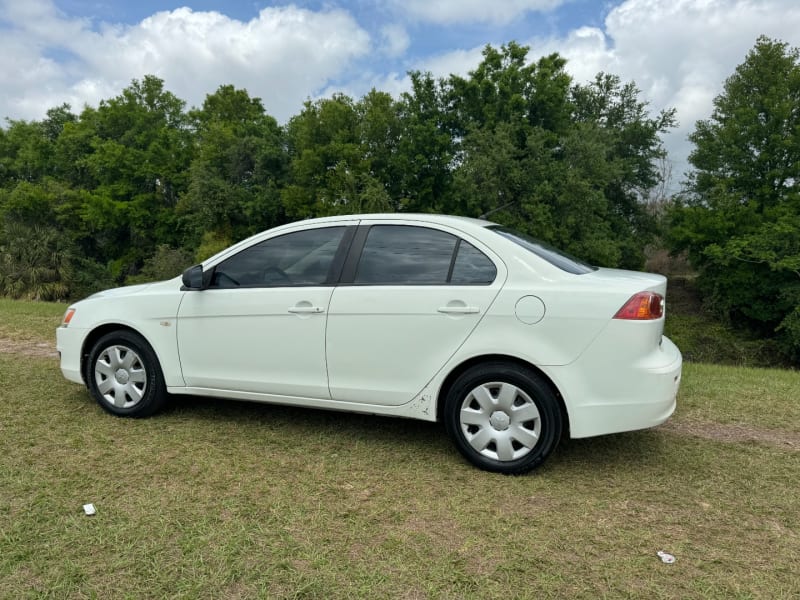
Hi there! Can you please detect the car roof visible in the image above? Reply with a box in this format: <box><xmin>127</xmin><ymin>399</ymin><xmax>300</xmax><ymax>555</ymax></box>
<box><xmin>202</xmin><ymin>213</ymin><xmax>500</xmax><ymax>268</ymax></box>
<box><xmin>285</xmin><ymin>213</ymin><xmax>496</xmax><ymax>229</ymax></box>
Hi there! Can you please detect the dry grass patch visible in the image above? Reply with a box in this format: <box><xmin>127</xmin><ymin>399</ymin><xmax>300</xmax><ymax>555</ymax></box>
<box><xmin>660</xmin><ymin>420</ymin><xmax>800</xmax><ymax>450</ymax></box>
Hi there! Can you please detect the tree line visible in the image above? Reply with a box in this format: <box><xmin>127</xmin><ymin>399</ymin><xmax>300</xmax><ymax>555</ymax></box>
<box><xmin>0</xmin><ymin>42</ymin><xmax>673</xmax><ymax>297</ymax></box>
<box><xmin>1</xmin><ymin>39</ymin><xmax>798</xmax><ymax>361</ymax></box>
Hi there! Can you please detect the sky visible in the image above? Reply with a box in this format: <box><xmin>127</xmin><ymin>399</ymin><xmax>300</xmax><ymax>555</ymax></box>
<box><xmin>2</xmin><ymin>0</ymin><xmax>800</xmax><ymax>187</ymax></box>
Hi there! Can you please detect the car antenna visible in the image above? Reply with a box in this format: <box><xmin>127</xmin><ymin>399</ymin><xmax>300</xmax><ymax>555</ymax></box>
<box><xmin>479</xmin><ymin>200</ymin><xmax>518</xmax><ymax>220</ymax></box>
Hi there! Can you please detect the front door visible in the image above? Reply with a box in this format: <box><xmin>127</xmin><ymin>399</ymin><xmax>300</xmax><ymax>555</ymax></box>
<box><xmin>177</xmin><ymin>224</ymin><xmax>354</xmax><ymax>399</ymax></box>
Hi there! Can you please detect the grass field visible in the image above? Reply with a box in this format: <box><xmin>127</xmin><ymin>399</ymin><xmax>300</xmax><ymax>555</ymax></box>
<box><xmin>1</xmin><ymin>298</ymin><xmax>799</xmax><ymax>598</ymax></box>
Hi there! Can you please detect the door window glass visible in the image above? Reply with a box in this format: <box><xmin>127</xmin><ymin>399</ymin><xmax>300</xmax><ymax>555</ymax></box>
<box><xmin>353</xmin><ymin>225</ymin><xmax>497</xmax><ymax>285</ymax></box>
<box><xmin>354</xmin><ymin>226</ymin><xmax>456</xmax><ymax>285</ymax></box>
<box><xmin>212</xmin><ymin>227</ymin><xmax>346</xmax><ymax>288</ymax></box>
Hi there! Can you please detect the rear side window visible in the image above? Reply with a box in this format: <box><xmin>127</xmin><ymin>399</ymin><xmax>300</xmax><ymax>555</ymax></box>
<box><xmin>489</xmin><ymin>226</ymin><xmax>596</xmax><ymax>274</ymax></box>
<box><xmin>354</xmin><ymin>225</ymin><xmax>497</xmax><ymax>285</ymax></box>
<box><xmin>451</xmin><ymin>240</ymin><xmax>497</xmax><ymax>284</ymax></box>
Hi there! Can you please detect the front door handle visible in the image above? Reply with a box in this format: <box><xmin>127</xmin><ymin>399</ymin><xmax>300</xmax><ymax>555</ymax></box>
<box><xmin>288</xmin><ymin>305</ymin><xmax>325</xmax><ymax>314</ymax></box>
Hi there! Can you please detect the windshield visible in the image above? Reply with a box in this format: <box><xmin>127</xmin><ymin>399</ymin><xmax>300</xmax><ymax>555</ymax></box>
<box><xmin>488</xmin><ymin>226</ymin><xmax>596</xmax><ymax>275</ymax></box>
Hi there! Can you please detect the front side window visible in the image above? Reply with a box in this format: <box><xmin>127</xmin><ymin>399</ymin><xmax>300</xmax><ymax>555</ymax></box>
<box><xmin>354</xmin><ymin>225</ymin><xmax>496</xmax><ymax>285</ymax></box>
<box><xmin>211</xmin><ymin>227</ymin><xmax>346</xmax><ymax>288</ymax></box>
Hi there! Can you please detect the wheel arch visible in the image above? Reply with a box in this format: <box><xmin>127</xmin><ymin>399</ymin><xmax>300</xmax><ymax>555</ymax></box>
<box><xmin>436</xmin><ymin>354</ymin><xmax>570</xmax><ymax>436</ymax></box>
<box><xmin>80</xmin><ymin>324</ymin><xmax>155</xmax><ymax>382</ymax></box>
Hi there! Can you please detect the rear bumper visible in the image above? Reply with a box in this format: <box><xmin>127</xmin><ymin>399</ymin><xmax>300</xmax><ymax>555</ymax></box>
<box><xmin>550</xmin><ymin>335</ymin><xmax>682</xmax><ymax>439</ymax></box>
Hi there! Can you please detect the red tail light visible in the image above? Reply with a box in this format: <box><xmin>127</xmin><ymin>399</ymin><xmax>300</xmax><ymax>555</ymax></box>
<box><xmin>614</xmin><ymin>292</ymin><xmax>664</xmax><ymax>320</ymax></box>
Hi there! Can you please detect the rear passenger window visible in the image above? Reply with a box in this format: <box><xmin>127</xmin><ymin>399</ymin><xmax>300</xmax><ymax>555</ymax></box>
<box><xmin>355</xmin><ymin>226</ymin><xmax>455</xmax><ymax>284</ymax></box>
<box><xmin>451</xmin><ymin>240</ymin><xmax>497</xmax><ymax>284</ymax></box>
<box><xmin>353</xmin><ymin>225</ymin><xmax>496</xmax><ymax>285</ymax></box>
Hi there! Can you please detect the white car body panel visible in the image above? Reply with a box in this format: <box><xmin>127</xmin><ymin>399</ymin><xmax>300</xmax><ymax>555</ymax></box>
<box><xmin>57</xmin><ymin>279</ymin><xmax>185</xmax><ymax>387</ymax></box>
<box><xmin>57</xmin><ymin>213</ymin><xmax>682</xmax><ymax>445</ymax></box>
<box><xmin>176</xmin><ymin>286</ymin><xmax>333</xmax><ymax>398</ymax></box>
<box><xmin>326</xmin><ymin>284</ymin><xmax>499</xmax><ymax>406</ymax></box>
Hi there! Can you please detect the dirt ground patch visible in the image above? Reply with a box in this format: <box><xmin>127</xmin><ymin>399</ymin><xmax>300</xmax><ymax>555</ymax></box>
<box><xmin>0</xmin><ymin>338</ymin><xmax>58</xmax><ymax>358</ymax></box>
<box><xmin>659</xmin><ymin>419</ymin><xmax>800</xmax><ymax>451</ymax></box>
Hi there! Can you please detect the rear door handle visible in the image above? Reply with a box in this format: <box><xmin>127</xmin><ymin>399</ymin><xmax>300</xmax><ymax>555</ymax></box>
<box><xmin>437</xmin><ymin>305</ymin><xmax>480</xmax><ymax>314</ymax></box>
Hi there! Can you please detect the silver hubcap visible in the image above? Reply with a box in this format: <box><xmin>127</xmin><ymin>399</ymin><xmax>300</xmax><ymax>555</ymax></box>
<box><xmin>94</xmin><ymin>345</ymin><xmax>147</xmax><ymax>409</ymax></box>
<box><xmin>459</xmin><ymin>381</ymin><xmax>541</xmax><ymax>462</ymax></box>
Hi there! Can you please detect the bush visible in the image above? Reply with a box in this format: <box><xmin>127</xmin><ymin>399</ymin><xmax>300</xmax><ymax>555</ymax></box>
<box><xmin>126</xmin><ymin>245</ymin><xmax>194</xmax><ymax>285</ymax></box>
<box><xmin>0</xmin><ymin>222</ymin><xmax>72</xmax><ymax>301</ymax></box>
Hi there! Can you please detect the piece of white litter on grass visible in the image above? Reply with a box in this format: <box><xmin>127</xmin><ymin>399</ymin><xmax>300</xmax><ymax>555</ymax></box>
<box><xmin>83</xmin><ymin>503</ymin><xmax>96</xmax><ymax>516</ymax></box>
<box><xmin>657</xmin><ymin>551</ymin><xmax>675</xmax><ymax>564</ymax></box>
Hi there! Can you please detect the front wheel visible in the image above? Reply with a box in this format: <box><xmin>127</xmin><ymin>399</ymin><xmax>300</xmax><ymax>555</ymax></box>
<box><xmin>443</xmin><ymin>362</ymin><xmax>562</xmax><ymax>474</ymax></box>
<box><xmin>86</xmin><ymin>330</ymin><xmax>167</xmax><ymax>418</ymax></box>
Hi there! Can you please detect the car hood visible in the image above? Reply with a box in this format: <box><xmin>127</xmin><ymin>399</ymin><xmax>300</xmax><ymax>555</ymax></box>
<box><xmin>86</xmin><ymin>277</ymin><xmax>180</xmax><ymax>300</ymax></box>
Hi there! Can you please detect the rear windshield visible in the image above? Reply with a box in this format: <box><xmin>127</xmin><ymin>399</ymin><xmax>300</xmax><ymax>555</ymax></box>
<box><xmin>488</xmin><ymin>226</ymin><xmax>596</xmax><ymax>275</ymax></box>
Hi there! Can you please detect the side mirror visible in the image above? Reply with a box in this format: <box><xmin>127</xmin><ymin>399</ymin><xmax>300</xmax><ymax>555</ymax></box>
<box><xmin>181</xmin><ymin>264</ymin><xmax>213</xmax><ymax>290</ymax></box>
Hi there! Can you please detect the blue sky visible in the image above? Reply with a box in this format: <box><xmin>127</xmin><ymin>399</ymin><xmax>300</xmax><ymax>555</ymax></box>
<box><xmin>2</xmin><ymin>0</ymin><xmax>800</xmax><ymax>185</ymax></box>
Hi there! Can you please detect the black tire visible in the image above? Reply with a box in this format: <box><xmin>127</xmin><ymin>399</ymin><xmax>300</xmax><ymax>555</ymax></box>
<box><xmin>86</xmin><ymin>330</ymin><xmax>167</xmax><ymax>418</ymax></box>
<box><xmin>443</xmin><ymin>362</ymin><xmax>562</xmax><ymax>474</ymax></box>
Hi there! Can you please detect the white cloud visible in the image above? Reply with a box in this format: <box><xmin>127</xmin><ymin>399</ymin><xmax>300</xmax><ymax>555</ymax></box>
<box><xmin>393</xmin><ymin>0</ymin><xmax>566</xmax><ymax>25</ymax></box>
<box><xmin>418</xmin><ymin>47</ymin><xmax>486</xmax><ymax>79</ymax></box>
<box><xmin>321</xmin><ymin>46</ymin><xmax>486</xmax><ymax>107</ymax></box>
<box><xmin>0</xmin><ymin>1</ymin><xmax>371</xmax><ymax>122</ymax></box>
<box><xmin>380</xmin><ymin>23</ymin><xmax>410</xmax><ymax>57</ymax></box>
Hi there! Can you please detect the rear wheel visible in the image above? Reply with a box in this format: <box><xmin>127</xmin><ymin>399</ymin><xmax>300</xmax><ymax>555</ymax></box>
<box><xmin>86</xmin><ymin>330</ymin><xmax>167</xmax><ymax>417</ymax></box>
<box><xmin>444</xmin><ymin>362</ymin><xmax>562</xmax><ymax>474</ymax></box>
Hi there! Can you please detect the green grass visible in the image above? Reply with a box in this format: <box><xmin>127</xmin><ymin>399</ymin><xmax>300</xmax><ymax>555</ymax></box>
<box><xmin>677</xmin><ymin>363</ymin><xmax>800</xmax><ymax>432</ymax></box>
<box><xmin>1</xmin><ymin>299</ymin><xmax>799</xmax><ymax>598</ymax></box>
<box><xmin>0</xmin><ymin>298</ymin><xmax>67</xmax><ymax>344</ymax></box>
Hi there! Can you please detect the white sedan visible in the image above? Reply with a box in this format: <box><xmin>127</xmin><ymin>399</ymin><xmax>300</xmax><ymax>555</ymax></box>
<box><xmin>57</xmin><ymin>214</ymin><xmax>682</xmax><ymax>473</ymax></box>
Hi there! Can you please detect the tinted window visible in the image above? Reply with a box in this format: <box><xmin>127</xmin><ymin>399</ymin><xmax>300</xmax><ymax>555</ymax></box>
<box><xmin>355</xmin><ymin>226</ymin><xmax>456</xmax><ymax>285</ymax></box>
<box><xmin>212</xmin><ymin>227</ymin><xmax>346</xmax><ymax>288</ymax></box>
<box><xmin>451</xmin><ymin>241</ymin><xmax>497</xmax><ymax>284</ymax></box>
<box><xmin>489</xmin><ymin>226</ymin><xmax>596</xmax><ymax>274</ymax></box>
<box><xmin>352</xmin><ymin>225</ymin><xmax>497</xmax><ymax>286</ymax></box>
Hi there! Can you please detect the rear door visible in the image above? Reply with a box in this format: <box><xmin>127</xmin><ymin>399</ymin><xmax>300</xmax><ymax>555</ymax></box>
<box><xmin>325</xmin><ymin>222</ymin><xmax>506</xmax><ymax>406</ymax></box>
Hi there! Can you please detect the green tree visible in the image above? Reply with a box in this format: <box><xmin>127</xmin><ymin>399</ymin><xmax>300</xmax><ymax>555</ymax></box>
<box><xmin>282</xmin><ymin>93</ymin><xmax>395</xmax><ymax>218</ymax></box>
<box><xmin>445</xmin><ymin>43</ymin><xmax>572</xmax><ymax>135</ymax></box>
<box><xmin>125</xmin><ymin>244</ymin><xmax>193</xmax><ymax>285</ymax></box>
<box><xmin>444</xmin><ymin>44</ymin><xmax>674</xmax><ymax>268</ymax></box>
<box><xmin>669</xmin><ymin>36</ymin><xmax>800</xmax><ymax>359</ymax></box>
<box><xmin>0</xmin><ymin>50</ymin><xmax>678</xmax><ymax>301</ymax></box>
<box><xmin>393</xmin><ymin>72</ymin><xmax>455</xmax><ymax>212</ymax></box>
<box><xmin>63</xmin><ymin>76</ymin><xmax>194</xmax><ymax>277</ymax></box>
<box><xmin>178</xmin><ymin>85</ymin><xmax>286</xmax><ymax>247</ymax></box>
<box><xmin>355</xmin><ymin>89</ymin><xmax>403</xmax><ymax>208</ymax></box>
<box><xmin>0</xmin><ymin>119</ymin><xmax>53</xmax><ymax>185</ymax></box>
<box><xmin>569</xmin><ymin>73</ymin><xmax>676</xmax><ymax>266</ymax></box>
